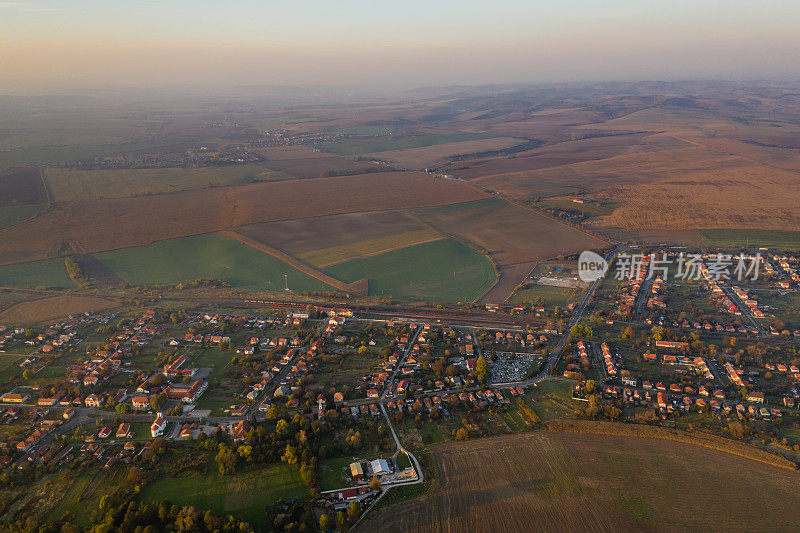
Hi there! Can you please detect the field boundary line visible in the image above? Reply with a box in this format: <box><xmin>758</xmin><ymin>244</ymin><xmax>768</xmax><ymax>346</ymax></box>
<box><xmin>219</xmin><ymin>230</ymin><xmax>364</xmax><ymax>296</ymax></box>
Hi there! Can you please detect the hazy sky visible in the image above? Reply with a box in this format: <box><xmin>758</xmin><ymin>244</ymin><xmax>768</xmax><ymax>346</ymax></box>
<box><xmin>2</xmin><ymin>0</ymin><xmax>799</xmax><ymax>92</ymax></box>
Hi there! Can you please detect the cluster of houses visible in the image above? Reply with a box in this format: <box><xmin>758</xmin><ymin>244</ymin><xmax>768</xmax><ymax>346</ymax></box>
<box><xmin>614</xmin><ymin>254</ymin><xmax>651</xmax><ymax>318</ymax></box>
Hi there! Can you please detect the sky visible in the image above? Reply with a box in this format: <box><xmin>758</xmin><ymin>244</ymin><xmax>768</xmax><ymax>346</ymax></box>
<box><xmin>1</xmin><ymin>0</ymin><xmax>799</xmax><ymax>92</ymax></box>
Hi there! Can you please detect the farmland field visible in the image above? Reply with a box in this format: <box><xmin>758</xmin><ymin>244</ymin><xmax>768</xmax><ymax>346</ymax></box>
<box><xmin>364</xmin><ymin>137</ymin><xmax>524</xmax><ymax>169</ymax></box>
<box><xmin>255</xmin><ymin>145</ymin><xmax>390</xmax><ymax>178</ymax></box>
<box><xmin>412</xmin><ymin>198</ymin><xmax>607</xmax><ymax>266</ymax></box>
<box><xmin>0</xmin><ymin>167</ymin><xmax>47</xmax><ymax>206</ymax></box>
<box><xmin>0</xmin><ymin>258</ymin><xmax>75</xmax><ymax>288</ymax></box>
<box><xmin>237</xmin><ymin>210</ymin><xmax>433</xmax><ymax>258</ymax></box>
<box><xmin>0</xmin><ymin>295</ymin><xmax>119</xmax><ymax>323</ymax></box>
<box><xmin>0</xmin><ymin>204</ymin><xmax>46</xmax><ymax>229</ymax></box>
<box><xmin>0</xmin><ymin>171</ymin><xmax>488</xmax><ymax>266</ymax></box>
<box><xmin>360</xmin><ymin>431</ymin><xmax>800</xmax><ymax>532</ymax></box>
<box><xmin>95</xmin><ymin>233</ymin><xmax>337</xmax><ymax>292</ymax></box>
<box><xmin>141</xmin><ymin>462</ymin><xmax>307</xmax><ymax>529</ymax></box>
<box><xmin>316</xmin><ymin>133</ymin><xmax>498</xmax><ymax>156</ymax></box>
<box><xmin>508</xmin><ymin>282</ymin><xmax>585</xmax><ymax>307</ymax></box>
<box><xmin>46</xmin><ymin>164</ymin><xmax>290</xmax><ymax>202</ymax></box>
<box><xmin>324</xmin><ymin>238</ymin><xmax>496</xmax><ymax>303</ymax></box>
<box><xmin>698</xmin><ymin>228</ymin><xmax>800</xmax><ymax>250</ymax></box>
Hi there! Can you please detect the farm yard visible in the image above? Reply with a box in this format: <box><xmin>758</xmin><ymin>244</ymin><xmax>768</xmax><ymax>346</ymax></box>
<box><xmin>94</xmin><ymin>233</ymin><xmax>337</xmax><ymax>292</ymax></box>
<box><xmin>360</xmin><ymin>431</ymin><xmax>800</xmax><ymax>532</ymax></box>
<box><xmin>45</xmin><ymin>164</ymin><xmax>291</xmax><ymax>202</ymax></box>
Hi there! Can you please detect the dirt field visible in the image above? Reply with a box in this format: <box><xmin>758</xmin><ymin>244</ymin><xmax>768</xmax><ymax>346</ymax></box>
<box><xmin>476</xmin><ymin>262</ymin><xmax>536</xmax><ymax>304</ymax></box>
<box><xmin>0</xmin><ymin>168</ymin><xmax>47</xmax><ymax>206</ymax></box>
<box><xmin>237</xmin><ymin>210</ymin><xmax>433</xmax><ymax>256</ymax></box>
<box><xmin>361</xmin><ymin>431</ymin><xmax>800</xmax><ymax>532</ymax></box>
<box><xmin>0</xmin><ymin>172</ymin><xmax>487</xmax><ymax>266</ymax></box>
<box><xmin>364</xmin><ymin>137</ymin><xmax>524</xmax><ymax>170</ymax></box>
<box><xmin>411</xmin><ymin>198</ymin><xmax>607</xmax><ymax>266</ymax></box>
<box><xmin>0</xmin><ymin>294</ymin><xmax>120</xmax><ymax>324</ymax></box>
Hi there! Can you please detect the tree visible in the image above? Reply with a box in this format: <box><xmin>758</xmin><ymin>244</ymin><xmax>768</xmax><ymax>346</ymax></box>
<box><xmin>369</xmin><ymin>475</ymin><xmax>381</xmax><ymax>491</ymax></box>
<box><xmin>150</xmin><ymin>392</ymin><xmax>167</xmax><ymax>411</ymax></box>
<box><xmin>319</xmin><ymin>513</ymin><xmax>331</xmax><ymax>532</ymax></box>
<box><xmin>265</xmin><ymin>403</ymin><xmax>278</xmax><ymax>421</ymax></box>
<box><xmin>474</xmin><ymin>356</ymin><xmax>488</xmax><ymax>384</ymax></box>
<box><xmin>276</xmin><ymin>419</ymin><xmax>289</xmax><ymax>436</ymax></box>
<box><xmin>336</xmin><ymin>511</ymin><xmax>348</xmax><ymax>532</ymax></box>
<box><xmin>281</xmin><ymin>444</ymin><xmax>298</xmax><ymax>465</ymax></box>
<box><xmin>585</xmin><ymin>379</ymin><xmax>596</xmax><ymax>394</ymax></box>
<box><xmin>347</xmin><ymin>501</ymin><xmax>361</xmax><ymax>522</ymax></box>
<box><xmin>455</xmin><ymin>427</ymin><xmax>469</xmax><ymax>441</ymax></box>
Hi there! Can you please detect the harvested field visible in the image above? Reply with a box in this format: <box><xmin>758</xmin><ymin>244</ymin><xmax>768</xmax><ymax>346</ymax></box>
<box><xmin>361</xmin><ymin>431</ymin><xmax>800</xmax><ymax>532</ymax></box>
<box><xmin>412</xmin><ymin>198</ymin><xmax>607</xmax><ymax>267</ymax></box>
<box><xmin>95</xmin><ymin>233</ymin><xmax>337</xmax><ymax>293</ymax></box>
<box><xmin>364</xmin><ymin>137</ymin><xmax>523</xmax><ymax>169</ymax></box>
<box><xmin>255</xmin><ymin>145</ymin><xmax>390</xmax><ymax>178</ymax></box>
<box><xmin>594</xmin><ymin>160</ymin><xmax>800</xmax><ymax>231</ymax></box>
<box><xmin>0</xmin><ymin>172</ymin><xmax>488</xmax><ymax>265</ymax></box>
<box><xmin>45</xmin><ymin>164</ymin><xmax>290</xmax><ymax>202</ymax></box>
<box><xmin>0</xmin><ymin>168</ymin><xmax>47</xmax><ymax>206</ymax></box>
<box><xmin>323</xmin><ymin>238</ymin><xmax>496</xmax><ymax>303</ymax></box>
<box><xmin>0</xmin><ymin>295</ymin><xmax>119</xmax><ymax>324</ymax></box>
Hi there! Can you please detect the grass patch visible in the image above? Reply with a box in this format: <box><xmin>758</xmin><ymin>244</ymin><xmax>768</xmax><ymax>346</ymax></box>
<box><xmin>323</xmin><ymin>238</ymin><xmax>496</xmax><ymax>303</ymax></box>
<box><xmin>47</xmin><ymin>164</ymin><xmax>290</xmax><ymax>202</ymax></box>
<box><xmin>0</xmin><ymin>258</ymin><xmax>76</xmax><ymax>288</ymax></box>
<box><xmin>374</xmin><ymin>482</ymin><xmax>430</xmax><ymax>509</ymax></box>
<box><xmin>698</xmin><ymin>228</ymin><xmax>800</xmax><ymax>250</ymax></box>
<box><xmin>96</xmin><ymin>233</ymin><xmax>336</xmax><ymax>293</ymax></box>
<box><xmin>509</xmin><ymin>283</ymin><xmax>585</xmax><ymax>307</ymax></box>
<box><xmin>141</xmin><ymin>462</ymin><xmax>307</xmax><ymax>529</ymax></box>
<box><xmin>319</xmin><ymin>456</ymin><xmax>357</xmax><ymax>491</ymax></box>
<box><xmin>316</xmin><ymin>133</ymin><xmax>497</xmax><ymax>156</ymax></box>
<box><xmin>0</xmin><ymin>204</ymin><xmax>46</xmax><ymax>229</ymax></box>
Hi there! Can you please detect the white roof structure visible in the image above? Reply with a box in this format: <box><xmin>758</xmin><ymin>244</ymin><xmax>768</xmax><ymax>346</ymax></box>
<box><xmin>370</xmin><ymin>458</ymin><xmax>391</xmax><ymax>475</ymax></box>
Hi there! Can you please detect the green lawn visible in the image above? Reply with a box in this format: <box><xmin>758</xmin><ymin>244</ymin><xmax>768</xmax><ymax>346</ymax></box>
<box><xmin>95</xmin><ymin>233</ymin><xmax>336</xmax><ymax>292</ymax></box>
<box><xmin>142</xmin><ymin>462</ymin><xmax>307</xmax><ymax>528</ymax></box>
<box><xmin>0</xmin><ymin>257</ymin><xmax>76</xmax><ymax>288</ymax></box>
<box><xmin>47</xmin><ymin>164</ymin><xmax>290</xmax><ymax>202</ymax></box>
<box><xmin>323</xmin><ymin>238</ymin><xmax>496</xmax><ymax>303</ymax></box>
<box><xmin>319</xmin><ymin>456</ymin><xmax>358</xmax><ymax>491</ymax></box>
<box><xmin>0</xmin><ymin>204</ymin><xmax>46</xmax><ymax>229</ymax></box>
<box><xmin>316</xmin><ymin>133</ymin><xmax>497</xmax><ymax>156</ymax></box>
<box><xmin>698</xmin><ymin>229</ymin><xmax>800</xmax><ymax>250</ymax></box>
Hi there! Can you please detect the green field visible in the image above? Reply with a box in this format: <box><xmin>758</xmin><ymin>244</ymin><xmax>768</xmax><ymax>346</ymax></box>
<box><xmin>0</xmin><ymin>257</ymin><xmax>75</xmax><ymax>288</ymax></box>
<box><xmin>329</xmin><ymin>126</ymin><xmax>396</xmax><ymax>135</ymax></box>
<box><xmin>411</xmin><ymin>197</ymin><xmax>506</xmax><ymax>215</ymax></box>
<box><xmin>141</xmin><ymin>462</ymin><xmax>307</xmax><ymax>528</ymax></box>
<box><xmin>509</xmin><ymin>283</ymin><xmax>585</xmax><ymax>307</ymax></box>
<box><xmin>46</xmin><ymin>164</ymin><xmax>290</xmax><ymax>202</ymax></box>
<box><xmin>319</xmin><ymin>456</ymin><xmax>357</xmax><ymax>491</ymax></box>
<box><xmin>698</xmin><ymin>229</ymin><xmax>800</xmax><ymax>250</ymax></box>
<box><xmin>0</xmin><ymin>204</ymin><xmax>46</xmax><ymax>229</ymax></box>
<box><xmin>538</xmin><ymin>197</ymin><xmax>619</xmax><ymax>217</ymax></box>
<box><xmin>316</xmin><ymin>133</ymin><xmax>497</xmax><ymax>156</ymax></box>
<box><xmin>95</xmin><ymin>233</ymin><xmax>336</xmax><ymax>292</ymax></box>
<box><xmin>323</xmin><ymin>238</ymin><xmax>496</xmax><ymax>303</ymax></box>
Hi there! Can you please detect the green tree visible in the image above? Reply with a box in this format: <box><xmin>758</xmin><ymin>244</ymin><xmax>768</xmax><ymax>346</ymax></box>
<box><xmin>319</xmin><ymin>513</ymin><xmax>331</xmax><ymax>532</ymax></box>
<box><xmin>347</xmin><ymin>501</ymin><xmax>361</xmax><ymax>522</ymax></box>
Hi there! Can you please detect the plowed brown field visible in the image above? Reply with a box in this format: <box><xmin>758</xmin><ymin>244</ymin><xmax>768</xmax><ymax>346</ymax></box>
<box><xmin>361</xmin><ymin>431</ymin><xmax>800</xmax><ymax>532</ymax></box>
